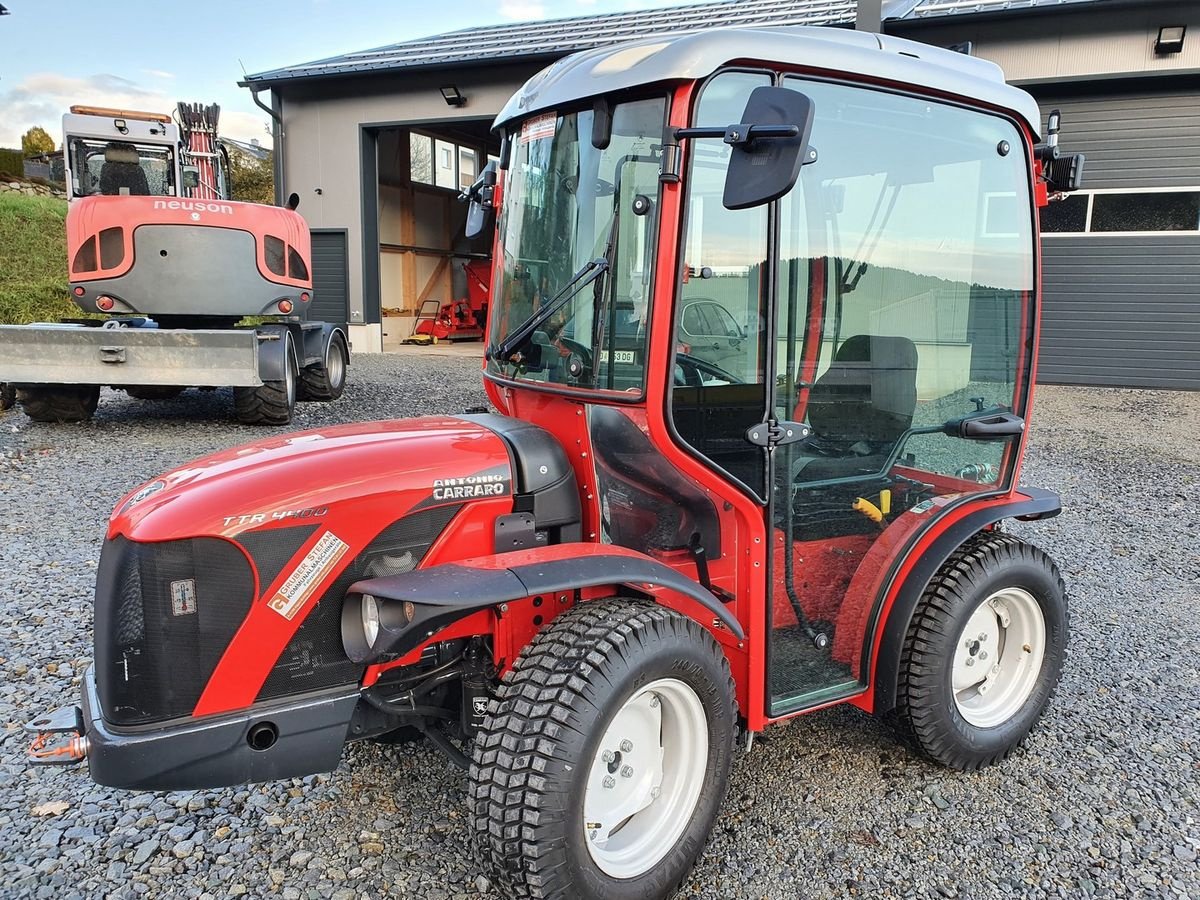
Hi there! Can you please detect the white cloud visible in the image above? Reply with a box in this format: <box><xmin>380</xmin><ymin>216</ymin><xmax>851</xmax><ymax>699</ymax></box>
<box><xmin>219</xmin><ymin>109</ymin><xmax>273</xmax><ymax>147</ymax></box>
<box><xmin>0</xmin><ymin>72</ymin><xmax>270</xmax><ymax>150</ymax></box>
<box><xmin>0</xmin><ymin>72</ymin><xmax>172</xmax><ymax>147</ymax></box>
<box><xmin>499</xmin><ymin>0</ymin><xmax>545</xmax><ymax>20</ymax></box>
<box><xmin>143</xmin><ymin>69</ymin><xmax>176</xmax><ymax>80</ymax></box>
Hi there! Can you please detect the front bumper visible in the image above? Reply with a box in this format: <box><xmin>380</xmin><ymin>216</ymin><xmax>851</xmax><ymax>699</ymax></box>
<box><xmin>31</xmin><ymin>666</ymin><xmax>360</xmax><ymax>790</ymax></box>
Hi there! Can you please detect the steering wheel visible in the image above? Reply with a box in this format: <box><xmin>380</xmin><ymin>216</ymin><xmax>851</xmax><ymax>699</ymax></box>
<box><xmin>674</xmin><ymin>352</ymin><xmax>742</xmax><ymax>387</ymax></box>
<box><xmin>555</xmin><ymin>336</ymin><xmax>593</xmax><ymax>382</ymax></box>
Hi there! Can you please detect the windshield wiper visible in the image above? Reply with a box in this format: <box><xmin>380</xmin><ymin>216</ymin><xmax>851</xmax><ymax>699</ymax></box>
<box><xmin>488</xmin><ymin>257</ymin><xmax>609</xmax><ymax>363</ymax></box>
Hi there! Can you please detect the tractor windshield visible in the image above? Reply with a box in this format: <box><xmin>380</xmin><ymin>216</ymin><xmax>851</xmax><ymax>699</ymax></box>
<box><xmin>487</xmin><ymin>96</ymin><xmax>667</xmax><ymax>393</ymax></box>
<box><xmin>67</xmin><ymin>137</ymin><xmax>175</xmax><ymax>198</ymax></box>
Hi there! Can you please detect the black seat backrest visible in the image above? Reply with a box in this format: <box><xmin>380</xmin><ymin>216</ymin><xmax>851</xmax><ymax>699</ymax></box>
<box><xmin>99</xmin><ymin>143</ymin><xmax>150</xmax><ymax>196</ymax></box>
<box><xmin>806</xmin><ymin>334</ymin><xmax>919</xmax><ymax>445</ymax></box>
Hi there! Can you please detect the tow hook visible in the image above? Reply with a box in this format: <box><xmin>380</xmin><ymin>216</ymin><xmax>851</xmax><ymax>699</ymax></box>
<box><xmin>26</xmin><ymin>706</ymin><xmax>88</xmax><ymax>766</ymax></box>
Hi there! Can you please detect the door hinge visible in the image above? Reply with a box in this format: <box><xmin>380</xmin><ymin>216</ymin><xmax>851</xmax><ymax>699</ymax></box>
<box><xmin>745</xmin><ymin>419</ymin><xmax>810</xmax><ymax>448</ymax></box>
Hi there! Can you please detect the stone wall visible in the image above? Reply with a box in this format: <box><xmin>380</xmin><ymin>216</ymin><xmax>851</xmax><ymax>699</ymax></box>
<box><xmin>0</xmin><ymin>179</ymin><xmax>67</xmax><ymax>200</ymax></box>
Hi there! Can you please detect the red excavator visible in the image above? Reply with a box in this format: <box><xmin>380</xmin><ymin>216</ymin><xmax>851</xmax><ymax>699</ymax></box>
<box><xmin>0</xmin><ymin>102</ymin><xmax>349</xmax><ymax>425</ymax></box>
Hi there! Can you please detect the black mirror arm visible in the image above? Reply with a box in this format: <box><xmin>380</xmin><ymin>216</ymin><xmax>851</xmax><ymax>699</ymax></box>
<box><xmin>674</xmin><ymin>123</ymin><xmax>800</xmax><ymax>145</ymax></box>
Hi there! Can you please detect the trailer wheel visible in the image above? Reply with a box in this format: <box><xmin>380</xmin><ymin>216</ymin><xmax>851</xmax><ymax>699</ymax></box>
<box><xmin>234</xmin><ymin>335</ymin><xmax>297</xmax><ymax>425</ymax></box>
<box><xmin>124</xmin><ymin>386</ymin><xmax>184</xmax><ymax>401</ymax></box>
<box><xmin>471</xmin><ymin>598</ymin><xmax>736</xmax><ymax>900</ymax></box>
<box><xmin>16</xmin><ymin>385</ymin><xmax>100</xmax><ymax>423</ymax></box>
<box><xmin>298</xmin><ymin>331</ymin><xmax>348</xmax><ymax>402</ymax></box>
<box><xmin>894</xmin><ymin>532</ymin><xmax>1067</xmax><ymax>771</ymax></box>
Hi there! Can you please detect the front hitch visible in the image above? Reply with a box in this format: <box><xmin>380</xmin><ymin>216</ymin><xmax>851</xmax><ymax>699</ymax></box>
<box><xmin>26</xmin><ymin>705</ymin><xmax>89</xmax><ymax>766</ymax></box>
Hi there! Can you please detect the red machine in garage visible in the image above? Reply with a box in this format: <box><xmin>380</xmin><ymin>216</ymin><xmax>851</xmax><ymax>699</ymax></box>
<box><xmin>408</xmin><ymin>258</ymin><xmax>491</xmax><ymax>342</ymax></box>
<box><xmin>28</xmin><ymin>26</ymin><xmax>1084</xmax><ymax>900</ymax></box>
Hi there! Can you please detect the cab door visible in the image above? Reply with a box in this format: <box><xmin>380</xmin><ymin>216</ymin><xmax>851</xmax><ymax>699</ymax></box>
<box><xmin>764</xmin><ymin>77</ymin><xmax>1036</xmax><ymax>717</ymax></box>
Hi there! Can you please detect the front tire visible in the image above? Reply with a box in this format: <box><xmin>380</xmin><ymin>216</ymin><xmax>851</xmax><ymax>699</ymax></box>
<box><xmin>894</xmin><ymin>532</ymin><xmax>1068</xmax><ymax>770</ymax></box>
<box><xmin>16</xmin><ymin>385</ymin><xmax>100</xmax><ymax>423</ymax></box>
<box><xmin>471</xmin><ymin>599</ymin><xmax>736</xmax><ymax>900</ymax></box>
<box><xmin>298</xmin><ymin>331</ymin><xmax>348</xmax><ymax>402</ymax></box>
<box><xmin>234</xmin><ymin>334</ymin><xmax>297</xmax><ymax>425</ymax></box>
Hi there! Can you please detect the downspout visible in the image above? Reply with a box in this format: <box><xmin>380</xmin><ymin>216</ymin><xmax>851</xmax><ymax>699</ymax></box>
<box><xmin>245</xmin><ymin>83</ymin><xmax>285</xmax><ymax>206</ymax></box>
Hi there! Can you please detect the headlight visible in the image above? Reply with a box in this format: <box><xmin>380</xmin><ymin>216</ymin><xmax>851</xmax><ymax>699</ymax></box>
<box><xmin>361</xmin><ymin>594</ymin><xmax>380</xmax><ymax>647</ymax></box>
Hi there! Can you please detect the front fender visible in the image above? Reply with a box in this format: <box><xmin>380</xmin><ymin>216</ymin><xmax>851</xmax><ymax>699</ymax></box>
<box><xmin>343</xmin><ymin>542</ymin><xmax>744</xmax><ymax>663</ymax></box>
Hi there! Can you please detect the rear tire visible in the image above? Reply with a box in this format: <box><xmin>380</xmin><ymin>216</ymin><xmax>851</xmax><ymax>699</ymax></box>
<box><xmin>16</xmin><ymin>385</ymin><xmax>100</xmax><ymax>423</ymax></box>
<box><xmin>234</xmin><ymin>334</ymin><xmax>297</xmax><ymax>425</ymax></box>
<box><xmin>124</xmin><ymin>386</ymin><xmax>184</xmax><ymax>401</ymax></box>
<box><xmin>298</xmin><ymin>331</ymin><xmax>348</xmax><ymax>402</ymax></box>
<box><xmin>894</xmin><ymin>532</ymin><xmax>1067</xmax><ymax>771</ymax></box>
<box><xmin>471</xmin><ymin>599</ymin><xmax>736</xmax><ymax>900</ymax></box>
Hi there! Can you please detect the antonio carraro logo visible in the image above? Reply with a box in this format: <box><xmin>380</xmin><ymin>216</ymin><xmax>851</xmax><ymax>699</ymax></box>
<box><xmin>432</xmin><ymin>473</ymin><xmax>508</xmax><ymax>501</ymax></box>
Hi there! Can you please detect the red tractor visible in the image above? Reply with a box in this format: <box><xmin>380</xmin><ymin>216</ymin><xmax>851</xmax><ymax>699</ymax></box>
<box><xmin>28</xmin><ymin>26</ymin><xmax>1084</xmax><ymax>900</ymax></box>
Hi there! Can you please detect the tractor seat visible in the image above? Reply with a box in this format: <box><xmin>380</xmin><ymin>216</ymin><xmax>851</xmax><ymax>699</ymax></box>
<box><xmin>99</xmin><ymin>143</ymin><xmax>150</xmax><ymax>196</ymax></box>
<box><xmin>791</xmin><ymin>334</ymin><xmax>918</xmax><ymax>483</ymax></box>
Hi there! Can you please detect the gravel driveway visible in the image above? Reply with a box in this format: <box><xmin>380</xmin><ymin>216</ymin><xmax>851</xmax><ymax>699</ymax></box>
<box><xmin>1</xmin><ymin>356</ymin><xmax>1197</xmax><ymax>900</ymax></box>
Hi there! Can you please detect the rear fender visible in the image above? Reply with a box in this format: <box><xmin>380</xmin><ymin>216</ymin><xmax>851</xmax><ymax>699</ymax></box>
<box><xmin>867</xmin><ymin>486</ymin><xmax>1061</xmax><ymax>715</ymax></box>
<box><xmin>298</xmin><ymin>323</ymin><xmax>347</xmax><ymax>369</ymax></box>
<box><xmin>256</xmin><ymin>324</ymin><xmax>297</xmax><ymax>382</ymax></box>
<box><xmin>343</xmin><ymin>542</ymin><xmax>744</xmax><ymax>665</ymax></box>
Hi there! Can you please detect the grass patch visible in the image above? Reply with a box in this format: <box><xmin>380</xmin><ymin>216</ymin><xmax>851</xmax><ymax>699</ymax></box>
<box><xmin>0</xmin><ymin>192</ymin><xmax>79</xmax><ymax>324</ymax></box>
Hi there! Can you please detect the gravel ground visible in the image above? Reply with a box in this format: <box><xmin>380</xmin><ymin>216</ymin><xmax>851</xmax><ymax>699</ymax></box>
<box><xmin>1</xmin><ymin>356</ymin><xmax>1197</xmax><ymax>900</ymax></box>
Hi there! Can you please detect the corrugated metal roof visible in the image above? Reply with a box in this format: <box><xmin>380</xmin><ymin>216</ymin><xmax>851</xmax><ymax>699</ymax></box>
<box><xmin>243</xmin><ymin>0</ymin><xmax>1108</xmax><ymax>85</ymax></box>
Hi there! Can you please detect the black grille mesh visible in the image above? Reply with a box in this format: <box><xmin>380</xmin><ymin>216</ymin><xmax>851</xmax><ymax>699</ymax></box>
<box><xmin>236</xmin><ymin>525</ymin><xmax>318</xmax><ymax>595</ymax></box>
<box><xmin>256</xmin><ymin>504</ymin><xmax>462</xmax><ymax>701</ymax></box>
<box><xmin>94</xmin><ymin>536</ymin><xmax>255</xmax><ymax>726</ymax></box>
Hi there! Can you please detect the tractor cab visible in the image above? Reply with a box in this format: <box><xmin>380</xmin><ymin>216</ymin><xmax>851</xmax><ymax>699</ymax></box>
<box><xmin>481</xmin><ymin>25</ymin><xmax>1070</xmax><ymax>716</ymax></box>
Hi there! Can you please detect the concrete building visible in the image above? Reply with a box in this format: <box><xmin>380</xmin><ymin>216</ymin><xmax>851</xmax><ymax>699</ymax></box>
<box><xmin>242</xmin><ymin>0</ymin><xmax>1200</xmax><ymax>388</ymax></box>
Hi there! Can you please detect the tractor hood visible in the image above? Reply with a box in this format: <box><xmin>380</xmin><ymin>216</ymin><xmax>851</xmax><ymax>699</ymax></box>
<box><xmin>109</xmin><ymin>416</ymin><xmax>514</xmax><ymax>542</ymax></box>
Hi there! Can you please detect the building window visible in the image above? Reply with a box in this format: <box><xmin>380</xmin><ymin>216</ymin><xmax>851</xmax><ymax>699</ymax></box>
<box><xmin>410</xmin><ymin>133</ymin><xmax>433</xmax><ymax>184</ymax></box>
<box><xmin>1040</xmin><ymin>188</ymin><xmax>1200</xmax><ymax>235</ymax></box>
<box><xmin>1091</xmin><ymin>191</ymin><xmax>1200</xmax><ymax>232</ymax></box>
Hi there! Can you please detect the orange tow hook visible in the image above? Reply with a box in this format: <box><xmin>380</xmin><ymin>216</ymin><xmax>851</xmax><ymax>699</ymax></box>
<box><xmin>25</xmin><ymin>707</ymin><xmax>88</xmax><ymax>766</ymax></box>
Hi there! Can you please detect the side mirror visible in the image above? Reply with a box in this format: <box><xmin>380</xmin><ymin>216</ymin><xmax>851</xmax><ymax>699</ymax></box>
<box><xmin>722</xmin><ymin>86</ymin><xmax>815</xmax><ymax>210</ymax></box>
<box><xmin>672</xmin><ymin>86</ymin><xmax>815</xmax><ymax>211</ymax></box>
<box><xmin>286</xmin><ymin>192</ymin><xmax>300</xmax><ymax>211</ymax></box>
<box><xmin>463</xmin><ymin>160</ymin><xmax>498</xmax><ymax>239</ymax></box>
<box><xmin>182</xmin><ymin>165</ymin><xmax>200</xmax><ymax>190</ymax></box>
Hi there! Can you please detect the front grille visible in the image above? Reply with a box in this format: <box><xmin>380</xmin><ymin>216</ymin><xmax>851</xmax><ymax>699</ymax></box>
<box><xmin>94</xmin><ymin>536</ymin><xmax>255</xmax><ymax>726</ymax></box>
<box><xmin>256</xmin><ymin>504</ymin><xmax>462</xmax><ymax>701</ymax></box>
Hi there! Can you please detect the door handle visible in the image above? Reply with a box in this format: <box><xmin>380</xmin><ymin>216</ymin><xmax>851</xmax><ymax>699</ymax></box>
<box><xmin>946</xmin><ymin>411</ymin><xmax>1025</xmax><ymax>439</ymax></box>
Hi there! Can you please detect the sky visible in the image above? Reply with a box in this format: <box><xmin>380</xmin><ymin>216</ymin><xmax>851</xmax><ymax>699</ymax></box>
<box><xmin>0</xmin><ymin>0</ymin><xmax>690</xmax><ymax>149</ymax></box>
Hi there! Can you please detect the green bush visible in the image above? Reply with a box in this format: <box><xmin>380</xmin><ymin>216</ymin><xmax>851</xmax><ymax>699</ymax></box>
<box><xmin>0</xmin><ymin>192</ymin><xmax>79</xmax><ymax>324</ymax></box>
<box><xmin>0</xmin><ymin>149</ymin><xmax>23</xmax><ymax>177</ymax></box>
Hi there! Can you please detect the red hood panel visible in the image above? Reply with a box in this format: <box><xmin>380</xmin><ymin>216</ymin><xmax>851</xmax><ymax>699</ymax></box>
<box><xmin>111</xmin><ymin>416</ymin><xmax>512</xmax><ymax>541</ymax></box>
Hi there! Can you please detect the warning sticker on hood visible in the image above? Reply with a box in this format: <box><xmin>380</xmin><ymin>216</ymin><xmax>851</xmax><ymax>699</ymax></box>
<box><xmin>268</xmin><ymin>531</ymin><xmax>350</xmax><ymax>621</ymax></box>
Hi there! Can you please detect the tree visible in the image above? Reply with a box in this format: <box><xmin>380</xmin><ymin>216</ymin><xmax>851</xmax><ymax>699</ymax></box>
<box><xmin>21</xmin><ymin>126</ymin><xmax>54</xmax><ymax>158</ymax></box>
<box><xmin>226</xmin><ymin>148</ymin><xmax>274</xmax><ymax>206</ymax></box>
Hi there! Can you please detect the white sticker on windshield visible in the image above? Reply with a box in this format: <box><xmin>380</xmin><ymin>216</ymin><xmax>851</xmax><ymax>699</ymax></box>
<box><xmin>520</xmin><ymin>112</ymin><xmax>556</xmax><ymax>144</ymax></box>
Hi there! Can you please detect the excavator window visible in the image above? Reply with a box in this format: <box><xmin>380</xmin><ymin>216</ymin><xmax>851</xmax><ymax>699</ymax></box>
<box><xmin>66</xmin><ymin>137</ymin><xmax>174</xmax><ymax>198</ymax></box>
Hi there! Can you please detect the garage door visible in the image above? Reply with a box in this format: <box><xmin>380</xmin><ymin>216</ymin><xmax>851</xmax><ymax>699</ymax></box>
<box><xmin>309</xmin><ymin>230</ymin><xmax>349</xmax><ymax>326</ymax></box>
<box><xmin>1035</xmin><ymin>88</ymin><xmax>1200</xmax><ymax>389</ymax></box>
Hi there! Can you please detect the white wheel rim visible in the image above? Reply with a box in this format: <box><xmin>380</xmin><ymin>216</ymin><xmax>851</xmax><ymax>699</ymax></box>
<box><xmin>285</xmin><ymin>339</ymin><xmax>297</xmax><ymax>405</ymax></box>
<box><xmin>327</xmin><ymin>339</ymin><xmax>346</xmax><ymax>389</ymax></box>
<box><xmin>952</xmin><ymin>587</ymin><xmax>1046</xmax><ymax>728</ymax></box>
<box><xmin>583</xmin><ymin>677</ymin><xmax>708</xmax><ymax>879</ymax></box>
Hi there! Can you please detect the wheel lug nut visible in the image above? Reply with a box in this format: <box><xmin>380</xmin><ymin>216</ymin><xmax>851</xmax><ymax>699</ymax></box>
<box><xmin>620</xmin><ymin>740</ymin><xmax>633</xmax><ymax>752</ymax></box>
<box><xmin>965</xmin><ymin>658</ymin><xmax>975</xmax><ymax>667</ymax></box>
<box><xmin>979</xmin><ymin>651</ymin><xmax>988</xmax><ymax>661</ymax></box>
<box><xmin>649</xmin><ymin>696</ymin><xmax>660</xmax><ymax>708</ymax></box>
<box><xmin>650</xmin><ymin>786</ymin><xmax>661</xmax><ymax>799</ymax></box>
<box><xmin>978</xmin><ymin>633</ymin><xmax>987</xmax><ymax>641</ymax></box>
<box><xmin>603</xmin><ymin>775</ymin><xmax>615</xmax><ymax>789</ymax></box>
<box><xmin>620</xmin><ymin>765</ymin><xmax>634</xmax><ymax>778</ymax></box>
<box><xmin>601</xmin><ymin>750</ymin><xmax>615</xmax><ymax>764</ymax></box>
